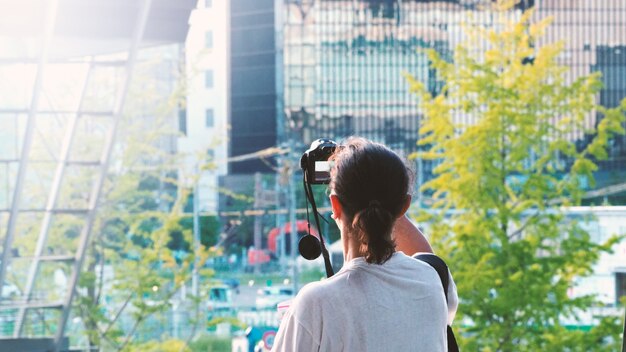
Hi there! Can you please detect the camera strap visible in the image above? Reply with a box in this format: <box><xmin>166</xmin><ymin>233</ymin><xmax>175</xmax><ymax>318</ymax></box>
<box><xmin>302</xmin><ymin>174</ymin><xmax>335</xmax><ymax>278</ymax></box>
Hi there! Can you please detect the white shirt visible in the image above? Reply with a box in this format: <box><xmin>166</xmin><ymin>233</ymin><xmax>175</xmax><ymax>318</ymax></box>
<box><xmin>272</xmin><ymin>252</ymin><xmax>458</xmax><ymax>352</ymax></box>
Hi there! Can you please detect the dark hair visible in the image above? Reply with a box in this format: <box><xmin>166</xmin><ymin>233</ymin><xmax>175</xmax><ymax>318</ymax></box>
<box><xmin>329</xmin><ymin>137</ymin><xmax>410</xmax><ymax>264</ymax></box>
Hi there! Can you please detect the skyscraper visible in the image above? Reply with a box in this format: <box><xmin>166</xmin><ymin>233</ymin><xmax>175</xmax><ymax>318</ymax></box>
<box><xmin>279</xmin><ymin>0</ymin><xmax>625</xmax><ymax>184</ymax></box>
<box><xmin>229</xmin><ymin>0</ymin><xmax>280</xmax><ymax>174</ymax></box>
<box><xmin>225</xmin><ymin>0</ymin><xmax>626</xmax><ymax>194</ymax></box>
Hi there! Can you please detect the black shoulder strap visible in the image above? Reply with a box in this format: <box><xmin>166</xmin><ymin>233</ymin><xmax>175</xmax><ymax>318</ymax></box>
<box><xmin>413</xmin><ymin>253</ymin><xmax>449</xmax><ymax>302</ymax></box>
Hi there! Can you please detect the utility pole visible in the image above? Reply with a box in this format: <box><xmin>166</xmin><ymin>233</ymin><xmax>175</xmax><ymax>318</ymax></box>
<box><xmin>253</xmin><ymin>172</ymin><xmax>263</xmax><ymax>274</ymax></box>
<box><xmin>192</xmin><ymin>175</ymin><xmax>201</xmax><ymax>297</ymax></box>
<box><xmin>276</xmin><ymin>158</ymin><xmax>288</xmax><ymax>275</ymax></box>
<box><xmin>288</xmin><ymin>155</ymin><xmax>299</xmax><ymax>293</ymax></box>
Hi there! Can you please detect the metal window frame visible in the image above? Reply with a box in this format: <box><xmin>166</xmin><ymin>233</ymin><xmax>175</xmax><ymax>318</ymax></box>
<box><xmin>12</xmin><ymin>58</ymin><xmax>96</xmax><ymax>338</ymax></box>
<box><xmin>53</xmin><ymin>0</ymin><xmax>153</xmax><ymax>348</ymax></box>
<box><xmin>0</xmin><ymin>0</ymin><xmax>60</xmax><ymax>302</ymax></box>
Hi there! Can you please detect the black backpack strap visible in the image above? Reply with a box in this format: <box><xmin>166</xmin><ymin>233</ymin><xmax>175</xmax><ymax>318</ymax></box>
<box><xmin>413</xmin><ymin>253</ymin><xmax>459</xmax><ymax>352</ymax></box>
<box><xmin>447</xmin><ymin>326</ymin><xmax>459</xmax><ymax>352</ymax></box>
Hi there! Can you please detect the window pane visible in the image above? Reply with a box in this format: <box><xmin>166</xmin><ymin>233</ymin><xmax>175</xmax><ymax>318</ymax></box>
<box><xmin>205</xmin><ymin>70</ymin><xmax>213</xmax><ymax>88</ymax></box>
<box><xmin>205</xmin><ymin>31</ymin><xmax>213</xmax><ymax>49</ymax></box>
<box><xmin>178</xmin><ymin>108</ymin><xmax>187</xmax><ymax>135</ymax></box>
<box><xmin>205</xmin><ymin>109</ymin><xmax>214</xmax><ymax>127</ymax></box>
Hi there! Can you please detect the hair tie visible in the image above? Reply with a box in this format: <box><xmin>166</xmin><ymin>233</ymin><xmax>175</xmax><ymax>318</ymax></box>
<box><xmin>368</xmin><ymin>200</ymin><xmax>381</xmax><ymax>208</ymax></box>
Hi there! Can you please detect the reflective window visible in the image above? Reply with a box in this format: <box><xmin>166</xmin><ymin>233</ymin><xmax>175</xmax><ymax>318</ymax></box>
<box><xmin>205</xmin><ymin>31</ymin><xmax>213</xmax><ymax>48</ymax></box>
<box><xmin>205</xmin><ymin>70</ymin><xmax>214</xmax><ymax>88</ymax></box>
<box><xmin>205</xmin><ymin>108</ymin><xmax>214</xmax><ymax>127</ymax></box>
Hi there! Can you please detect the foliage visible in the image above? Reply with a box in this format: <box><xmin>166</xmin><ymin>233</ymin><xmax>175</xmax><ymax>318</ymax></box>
<box><xmin>206</xmin><ymin>316</ymin><xmax>247</xmax><ymax>330</ymax></box>
<box><xmin>169</xmin><ymin>215</ymin><xmax>221</xmax><ymax>251</ymax></box>
<box><xmin>125</xmin><ymin>338</ymin><xmax>191</xmax><ymax>352</ymax></box>
<box><xmin>188</xmin><ymin>335</ymin><xmax>232</xmax><ymax>352</ymax></box>
<box><xmin>406</xmin><ymin>4</ymin><xmax>626</xmax><ymax>351</ymax></box>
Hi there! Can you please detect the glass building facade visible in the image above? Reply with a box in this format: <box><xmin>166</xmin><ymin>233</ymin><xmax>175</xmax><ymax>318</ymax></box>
<box><xmin>230</xmin><ymin>0</ymin><xmax>279</xmax><ymax>173</ymax></box>
<box><xmin>227</xmin><ymin>0</ymin><xmax>626</xmax><ymax>189</ymax></box>
<box><xmin>277</xmin><ymin>0</ymin><xmax>626</xmax><ymax>187</ymax></box>
<box><xmin>283</xmin><ymin>0</ymin><xmax>449</xmax><ymax>155</ymax></box>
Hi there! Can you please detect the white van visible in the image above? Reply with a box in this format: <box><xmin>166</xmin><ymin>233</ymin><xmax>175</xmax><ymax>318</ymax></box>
<box><xmin>207</xmin><ymin>285</ymin><xmax>233</xmax><ymax>317</ymax></box>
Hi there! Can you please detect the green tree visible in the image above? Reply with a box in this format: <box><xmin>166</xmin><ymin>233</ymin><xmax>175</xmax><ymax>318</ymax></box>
<box><xmin>73</xmin><ymin>51</ymin><xmax>220</xmax><ymax>351</ymax></box>
<box><xmin>406</xmin><ymin>5</ymin><xmax>626</xmax><ymax>351</ymax></box>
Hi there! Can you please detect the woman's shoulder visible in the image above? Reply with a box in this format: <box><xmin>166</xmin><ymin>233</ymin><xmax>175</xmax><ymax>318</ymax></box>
<box><xmin>287</xmin><ymin>278</ymin><xmax>343</xmax><ymax>324</ymax></box>
<box><xmin>297</xmin><ymin>273</ymin><xmax>344</xmax><ymax>299</ymax></box>
<box><xmin>388</xmin><ymin>252</ymin><xmax>445</xmax><ymax>282</ymax></box>
<box><xmin>391</xmin><ymin>251</ymin><xmax>437</xmax><ymax>269</ymax></box>
<box><xmin>291</xmin><ymin>269</ymin><xmax>354</xmax><ymax>311</ymax></box>
<box><xmin>296</xmin><ymin>280</ymin><xmax>325</xmax><ymax>300</ymax></box>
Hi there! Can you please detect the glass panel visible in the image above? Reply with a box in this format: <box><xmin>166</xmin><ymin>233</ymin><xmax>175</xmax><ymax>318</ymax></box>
<box><xmin>0</xmin><ymin>64</ymin><xmax>37</xmax><ymax>110</ymax></box>
<box><xmin>30</xmin><ymin>261</ymin><xmax>72</xmax><ymax>302</ymax></box>
<box><xmin>12</xmin><ymin>212</ymin><xmax>45</xmax><ymax>262</ymax></box>
<box><xmin>0</xmin><ymin>114</ymin><xmax>25</xmax><ymax>161</ymax></box>
<box><xmin>205</xmin><ymin>70</ymin><xmax>213</xmax><ymax>88</ymax></box>
<box><xmin>45</xmin><ymin>214</ymin><xmax>85</xmax><ymax>256</ymax></box>
<box><xmin>29</xmin><ymin>113</ymin><xmax>71</xmax><ymax>163</ymax></box>
<box><xmin>38</xmin><ymin>63</ymin><xmax>89</xmax><ymax>112</ymax></box>
<box><xmin>56</xmin><ymin>165</ymin><xmax>99</xmax><ymax>211</ymax></box>
<box><xmin>205</xmin><ymin>108</ymin><xmax>214</xmax><ymax>127</ymax></box>
<box><xmin>205</xmin><ymin>31</ymin><xmax>213</xmax><ymax>49</ymax></box>
<box><xmin>69</xmin><ymin>115</ymin><xmax>111</xmax><ymax>163</ymax></box>
<box><xmin>81</xmin><ymin>62</ymin><xmax>125</xmax><ymax>113</ymax></box>
<box><xmin>20</xmin><ymin>161</ymin><xmax>54</xmax><ymax>210</ymax></box>
<box><xmin>22</xmin><ymin>307</ymin><xmax>61</xmax><ymax>337</ymax></box>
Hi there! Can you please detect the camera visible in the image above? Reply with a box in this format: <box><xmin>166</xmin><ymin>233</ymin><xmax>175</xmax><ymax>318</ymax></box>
<box><xmin>300</xmin><ymin>138</ymin><xmax>339</xmax><ymax>184</ymax></box>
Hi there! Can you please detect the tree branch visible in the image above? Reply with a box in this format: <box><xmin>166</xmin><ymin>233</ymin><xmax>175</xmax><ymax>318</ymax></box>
<box><xmin>102</xmin><ymin>292</ymin><xmax>134</xmax><ymax>337</ymax></box>
<box><xmin>507</xmin><ymin>210</ymin><xmax>541</xmax><ymax>240</ymax></box>
<box><xmin>116</xmin><ymin>315</ymin><xmax>144</xmax><ymax>352</ymax></box>
<box><xmin>180</xmin><ymin>296</ymin><xmax>202</xmax><ymax>352</ymax></box>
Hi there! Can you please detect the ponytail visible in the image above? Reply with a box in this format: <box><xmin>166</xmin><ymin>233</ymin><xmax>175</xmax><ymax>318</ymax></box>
<box><xmin>351</xmin><ymin>201</ymin><xmax>395</xmax><ymax>264</ymax></box>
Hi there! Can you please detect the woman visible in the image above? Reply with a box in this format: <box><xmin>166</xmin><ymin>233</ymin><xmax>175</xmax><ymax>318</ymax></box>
<box><xmin>272</xmin><ymin>137</ymin><xmax>457</xmax><ymax>352</ymax></box>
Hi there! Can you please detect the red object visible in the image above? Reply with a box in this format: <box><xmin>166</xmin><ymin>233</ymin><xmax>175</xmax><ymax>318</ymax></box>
<box><xmin>267</xmin><ymin>221</ymin><xmax>319</xmax><ymax>253</ymax></box>
<box><xmin>248</xmin><ymin>249</ymin><xmax>271</xmax><ymax>265</ymax></box>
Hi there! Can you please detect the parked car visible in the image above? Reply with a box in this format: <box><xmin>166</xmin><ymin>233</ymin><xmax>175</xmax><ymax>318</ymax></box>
<box><xmin>207</xmin><ymin>285</ymin><xmax>233</xmax><ymax>319</ymax></box>
<box><xmin>255</xmin><ymin>286</ymin><xmax>294</xmax><ymax>310</ymax></box>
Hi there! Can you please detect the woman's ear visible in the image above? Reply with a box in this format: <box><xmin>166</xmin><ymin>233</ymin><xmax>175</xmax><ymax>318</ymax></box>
<box><xmin>329</xmin><ymin>194</ymin><xmax>343</xmax><ymax>220</ymax></box>
<box><xmin>398</xmin><ymin>195</ymin><xmax>412</xmax><ymax>219</ymax></box>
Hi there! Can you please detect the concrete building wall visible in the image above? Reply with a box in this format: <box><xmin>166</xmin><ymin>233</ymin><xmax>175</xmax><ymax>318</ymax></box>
<box><xmin>571</xmin><ymin>206</ymin><xmax>626</xmax><ymax>305</ymax></box>
<box><xmin>180</xmin><ymin>0</ymin><xmax>230</xmax><ymax>213</ymax></box>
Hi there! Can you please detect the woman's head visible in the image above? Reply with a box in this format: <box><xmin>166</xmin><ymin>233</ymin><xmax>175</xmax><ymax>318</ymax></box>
<box><xmin>329</xmin><ymin>137</ymin><xmax>411</xmax><ymax>264</ymax></box>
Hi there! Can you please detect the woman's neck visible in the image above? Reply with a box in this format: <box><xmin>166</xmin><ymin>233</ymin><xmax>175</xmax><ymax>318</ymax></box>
<box><xmin>342</xmin><ymin>229</ymin><xmax>365</xmax><ymax>262</ymax></box>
